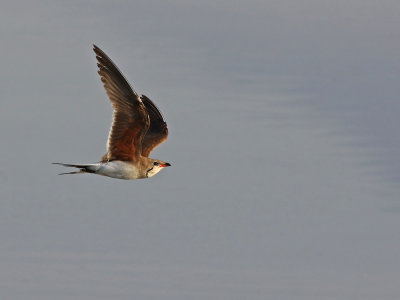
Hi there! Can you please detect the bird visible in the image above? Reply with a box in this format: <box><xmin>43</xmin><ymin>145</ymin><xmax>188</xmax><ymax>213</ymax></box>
<box><xmin>53</xmin><ymin>45</ymin><xmax>171</xmax><ymax>180</ymax></box>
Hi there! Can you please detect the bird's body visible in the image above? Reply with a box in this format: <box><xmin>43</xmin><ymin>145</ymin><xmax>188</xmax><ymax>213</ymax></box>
<box><xmin>54</xmin><ymin>160</ymin><xmax>169</xmax><ymax>180</ymax></box>
<box><xmin>54</xmin><ymin>45</ymin><xmax>171</xmax><ymax>180</ymax></box>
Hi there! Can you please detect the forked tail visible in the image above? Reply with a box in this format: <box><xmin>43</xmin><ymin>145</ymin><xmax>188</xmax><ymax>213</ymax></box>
<box><xmin>52</xmin><ymin>163</ymin><xmax>96</xmax><ymax>175</ymax></box>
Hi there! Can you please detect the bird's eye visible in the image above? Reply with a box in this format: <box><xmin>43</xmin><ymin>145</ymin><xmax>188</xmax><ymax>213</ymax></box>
<box><xmin>153</xmin><ymin>162</ymin><xmax>159</xmax><ymax>166</ymax></box>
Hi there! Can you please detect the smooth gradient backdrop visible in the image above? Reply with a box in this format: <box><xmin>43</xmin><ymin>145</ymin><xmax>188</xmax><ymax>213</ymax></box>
<box><xmin>1</xmin><ymin>1</ymin><xmax>400</xmax><ymax>299</ymax></box>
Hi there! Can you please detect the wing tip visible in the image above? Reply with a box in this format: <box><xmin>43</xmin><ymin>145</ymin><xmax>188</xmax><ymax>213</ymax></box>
<box><xmin>93</xmin><ymin>44</ymin><xmax>106</xmax><ymax>58</ymax></box>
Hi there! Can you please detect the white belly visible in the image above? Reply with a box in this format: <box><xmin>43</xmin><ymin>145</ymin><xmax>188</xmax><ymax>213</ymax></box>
<box><xmin>94</xmin><ymin>161</ymin><xmax>141</xmax><ymax>180</ymax></box>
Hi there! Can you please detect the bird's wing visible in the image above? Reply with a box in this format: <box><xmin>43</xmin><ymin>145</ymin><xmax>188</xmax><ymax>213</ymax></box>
<box><xmin>93</xmin><ymin>45</ymin><xmax>149</xmax><ymax>162</ymax></box>
<box><xmin>140</xmin><ymin>95</ymin><xmax>169</xmax><ymax>157</ymax></box>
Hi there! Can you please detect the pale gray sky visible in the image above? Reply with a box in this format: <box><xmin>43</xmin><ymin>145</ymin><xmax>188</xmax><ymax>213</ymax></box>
<box><xmin>1</xmin><ymin>1</ymin><xmax>400</xmax><ymax>299</ymax></box>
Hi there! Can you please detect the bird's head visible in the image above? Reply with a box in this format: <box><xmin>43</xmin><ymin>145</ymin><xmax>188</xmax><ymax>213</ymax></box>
<box><xmin>145</xmin><ymin>159</ymin><xmax>171</xmax><ymax>178</ymax></box>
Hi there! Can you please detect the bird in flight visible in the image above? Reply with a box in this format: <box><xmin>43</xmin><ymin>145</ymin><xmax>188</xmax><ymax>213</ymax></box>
<box><xmin>54</xmin><ymin>45</ymin><xmax>171</xmax><ymax>179</ymax></box>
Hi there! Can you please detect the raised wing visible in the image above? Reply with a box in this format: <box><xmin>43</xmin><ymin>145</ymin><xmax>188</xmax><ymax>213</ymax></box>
<box><xmin>140</xmin><ymin>95</ymin><xmax>168</xmax><ymax>157</ymax></box>
<box><xmin>93</xmin><ymin>45</ymin><xmax>149</xmax><ymax>162</ymax></box>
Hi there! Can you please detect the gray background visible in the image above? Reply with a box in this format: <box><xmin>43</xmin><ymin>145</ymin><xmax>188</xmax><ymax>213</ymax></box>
<box><xmin>1</xmin><ymin>1</ymin><xmax>400</xmax><ymax>299</ymax></box>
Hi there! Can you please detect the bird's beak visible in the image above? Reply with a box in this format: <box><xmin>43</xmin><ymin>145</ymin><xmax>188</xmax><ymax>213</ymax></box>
<box><xmin>161</xmin><ymin>162</ymin><xmax>171</xmax><ymax>167</ymax></box>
